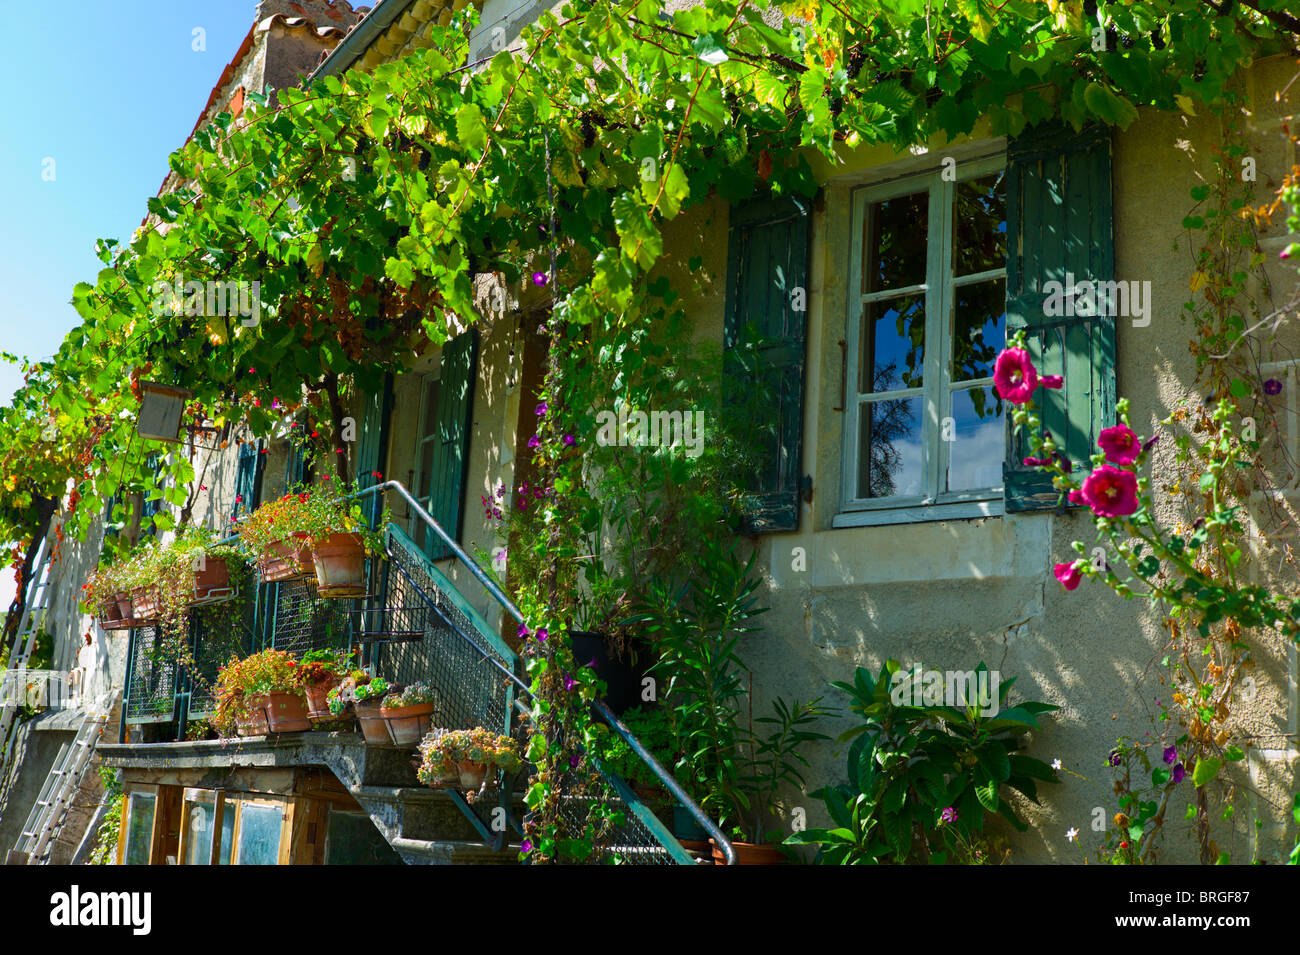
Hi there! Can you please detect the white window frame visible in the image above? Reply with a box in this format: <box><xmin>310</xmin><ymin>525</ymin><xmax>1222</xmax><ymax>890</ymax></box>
<box><xmin>836</xmin><ymin>153</ymin><xmax>1007</xmax><ymax>528</ymax></box>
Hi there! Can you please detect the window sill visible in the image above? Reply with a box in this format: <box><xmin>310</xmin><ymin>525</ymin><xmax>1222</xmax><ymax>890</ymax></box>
<box><xmin>832</xmin><ymin>498</ymin><xmax>1004</xmax><ymax>528</ymax></box>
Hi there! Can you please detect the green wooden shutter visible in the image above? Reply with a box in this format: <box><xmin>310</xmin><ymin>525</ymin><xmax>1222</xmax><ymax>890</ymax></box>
<box><xmin>356</xmin><ymin>374</ymin><xmax>393</xmax><ymax>527</ymax></box>
<box><xmin>285</xmin><ymin>440</ymin><xmax>306</xmax><ymax>491</ymax></box>
<box><xmin>1003</xmin><ymin>123</ymin><xmax>1116</xmax><ymax>512</ymax></box>
<box><xmin>723</xmin><ymin>195</ymin><xmax>812</xmax><ymax>532</ymax></box>
<box><xmin>426</xmin><ymin>330</ymin><xmax>477</xmax><ymax>560</ymax></box>
<box><xmin>233</xmin><ymin>441</ymin><xmax>262</xmax><ymax>520</ymax></box>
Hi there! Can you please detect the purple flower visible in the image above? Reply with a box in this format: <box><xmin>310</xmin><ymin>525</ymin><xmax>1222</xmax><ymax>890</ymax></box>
<box><xmin>1264</xmin><ymin>378</ymin><xmax>1283</xmax><ymax>396</ymax></box>
<box><xmin>940</xmin><ymin>807</ymin><xmax>959</xmax><ymax>824</ymax></box>
<box><xmin>535</xmin><ymin>628</ymin><xmax>548</xmax><ymax>643</ymax></box>
<box><xmin>520</xmin><ymin>839</ymin><xmax>533</xmax><ymax>854</ymax></box>
<box><xmin>1108</xmin><ymin>750</ymin><xmax>1122</xmax><ymax>767</ymax></box>
<box><xmin>531</xmin><ymin>271</ymin><xmax>548</xmax><ymax>287</ymax></box>
<box><xmin>1171</xmin><ymin>763</ymin><xmax>1186</xmax><ymax>785</ymax></box>
<box><xmin>517</xmin><ymin>623</ymin><xmax>530</xmax><ymax>640</ymax></box>
<box><xmin>527</xmin><ymin>434</ymin><xmax>540</xmax><ymax>449</ymax></box>
<box><xmin>563</xmin><ymin>434</ymin><xmax>575</xmax><ymax>447</ymax></box>
<box><xmin>563</xmin><ymin>672</ymin><xmax>577</xmax><ymax>692</ymax></box>
<box><xmin>1163</xmin><ymin>745</ymin><xmax>1177</xmax><ymax>765</ymax></box>
<box><xmin>569</xmin><ymin>753</ymin><xmax>581</xmax><ymax>769</ymax></box>
<box><xmin>1141</xmin><ymin>434</ymin><xmax>1160</xmax><ymax>453</ymax></box>
<box><xmin>535</xmin><ymin>402</ymin><xmax>548</xmax><ymax>416</ymax></box>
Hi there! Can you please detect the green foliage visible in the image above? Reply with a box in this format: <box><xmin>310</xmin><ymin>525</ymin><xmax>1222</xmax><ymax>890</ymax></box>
<box><xmin>788</xmin><ymin>660</ymin><xmax>1058</xmax><ymax>864</ymax></box>
<box><xmin>89</xmin><ymin>766</ymin><xmax>124</xmax><ymax>865</ymax></box>
<box><xmin>631</xmin><ymin>540</ymin><xmax>832</xmax><ymax>842</ymax></box>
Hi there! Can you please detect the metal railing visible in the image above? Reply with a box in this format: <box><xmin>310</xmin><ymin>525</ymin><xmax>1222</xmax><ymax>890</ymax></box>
<box><xmin>116</xmin><ymin>479</ymin><xmax>734</xmax><ymax>864</ymax></box>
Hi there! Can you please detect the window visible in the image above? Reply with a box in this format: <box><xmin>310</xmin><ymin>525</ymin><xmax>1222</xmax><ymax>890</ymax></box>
<box><xmin>174</xmin><ymin>791</ymin><xmax>287</xmax><ymax>865</ymax></box>
<box><xmin>839</xmin><ymin>156</ymin><xmax>1007</xmax><ymax>523</ymax></box>
<box><xmin>122</xmin><ymin>791</ymin><xmax>156</xmax><ymax>865</ymax></box>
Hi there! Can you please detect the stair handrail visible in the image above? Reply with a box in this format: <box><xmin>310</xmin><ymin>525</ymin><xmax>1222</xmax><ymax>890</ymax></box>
<box><xmin>359</xmin><ymin>479</ymin><xmax>735</xmax><ymax>866</ymax></box>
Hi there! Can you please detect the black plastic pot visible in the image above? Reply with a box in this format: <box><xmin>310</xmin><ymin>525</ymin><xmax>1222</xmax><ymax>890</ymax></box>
<box><xmin>569</xmin><ymin>630</ymin><xmax>646</xmax><ymax>716</ymax></box>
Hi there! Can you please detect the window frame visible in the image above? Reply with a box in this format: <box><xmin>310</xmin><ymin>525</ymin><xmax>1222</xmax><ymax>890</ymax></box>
<box><xmin>837</xmin><ymin>152</ymin><xmax>1007</xmax><ymax>526</ymax></box>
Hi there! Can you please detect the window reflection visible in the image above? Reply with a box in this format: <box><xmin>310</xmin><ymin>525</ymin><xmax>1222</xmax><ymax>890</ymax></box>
<box><xmin>859</xmin><ymin>396</ymin><xmax>923</xmax><ymax>499</ymax></box>
<box><xmin>864</xmin><ymin>191</ymin><xmax>928</xmax><ymax>292</ymax></box>
<box><xmin>947</xmin><ymin>387</ymin><xmax>1005</xmax><ymax>492</ymax></box>
<box><xmin>862</xmin><ymin>297</ymin><xmax>924</xmax><ymax>392</ymax></box>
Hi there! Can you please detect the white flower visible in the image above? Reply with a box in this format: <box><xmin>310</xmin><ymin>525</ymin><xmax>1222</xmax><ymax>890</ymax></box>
<box><xmin>1066</xmin><ymin>827</ymin><xmax>1079</xmax><ymax>842</ymax></box>
<box><xmin>1052</xmin><ymin>759</ymin><xmax>1062</xmax><ymax>770</ymax></box>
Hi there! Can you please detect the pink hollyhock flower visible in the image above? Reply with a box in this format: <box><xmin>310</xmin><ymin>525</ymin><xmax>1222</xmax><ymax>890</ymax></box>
<box><xmin>1079</xmin><ymin>465</ymin><xmax>1139</xmax><ymax>518</ymax></box>
<box><xmin>1040</xmin><ymin>374</ymin><xmax>1063</xmax><ymax>389</ymax></box>
<box><xmin>1053</xmin><ymin>561</ymin><xmax>1084</xmax><ymax>591</ymax></box>
<box><xmin>1097</xmin><ymin>424</ymin><xmax>1140</xmax><ymax>465</ymax></box>
<box><xmin>994</xmin><ymin>348</ymin><xmax>1038</xmax><ymax>403</ymax></box>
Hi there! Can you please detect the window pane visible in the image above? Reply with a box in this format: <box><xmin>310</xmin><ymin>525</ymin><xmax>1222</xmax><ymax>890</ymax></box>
<box><xmin>864</xmin><ymin>191</ymin><xmax>928</xmax><ymax>292</ymax></box>
<box><xmin>947</xmin><ymin>387</ymin><xmax>1005</xmax><ymax>492</ymax></box>
<box><xmin>421</xmin><ymin>379</ymin><xmax>440</xmax><ymax>438</ymax></box>
<box><xmin>235</xmin><ymin>803</ymin><xmax>282</xmax><ymax>865</ymax></box>
<box><xmin>860</xmin><ymin>296</ymin><xmax>924</xmax><ymax>393</ymax></box>
<box><xmin>951</xmin><ymin>279</ymin><xmax>1006</xmax><ymax>382</ymax></box>
<box><xmin>953</xmin><ymin>172</ymin><xmax>1006</xmax><ymax>276</ymax></box>
<box><xmin>858</xmin><ymin>397</ymin><xmax>924</xmax><ymax>499</ymax></box>
<box><xmin>217</xmin><ymin>802</ymin><xmax>235</xmax><ymax>865</ymax></box>
<box><xmin>124</xmin><ymin>793</ymin><xmax>155</xmax><ymax>865</ymax></box>
<box><xmin>184</xmin><ymin>799</ymin><xmax>215</xmax><ymax>865</ymax></box>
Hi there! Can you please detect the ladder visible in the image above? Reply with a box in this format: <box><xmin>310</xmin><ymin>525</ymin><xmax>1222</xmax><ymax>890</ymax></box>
<box><xmin>11</xmin><ymin>692</ymin><xmax>117</xmax><ymax>864</ymax></box>
<box><xmin>0</xmin><ymin>537</ymin><xmax>54</xmax><ymax>819</ymax></box>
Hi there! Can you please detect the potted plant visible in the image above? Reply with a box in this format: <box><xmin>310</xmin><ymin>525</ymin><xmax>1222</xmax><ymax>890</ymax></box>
<box><xmin>295</xmin><ymin>483</ymin><xmax>387</xmax><ymax>598</ymax></box>
<box><xmin>238</xmin><ymin>492</ymin><xmax>314</xmax><ymax>583</ymax></box>
<box><xmin>633</xmin><ymin>542</ymin><xmax>834</xmax><ymax>864</ymax></box>
<box><xmin>82</xmin><ymin>565</ymin><xmax>133</xmax><ymax>630</ymax></box>
<box><xmin>333</xmin><ymin>674</ymin><xmax>393</xmax><ymax>744</ymax></box>
<box><xmin>212</xmin><ymin>649</ymin><xmax>311</xmax><ymax>736</ymax></box>
<box><xmin>417</xmin><ymin>727</ymin><xmax>521</xmax><ymax>802</ymax></box>
<box><xmin>379</xmin><ymin>682</ymin><xmax>442</xmax><ymax>746</ymax></box>
<box><xmin>295</xmin><ymin>647</ymin><xmax>354</xmax><ymax>720</ymax></box>
<box><xmin>415</xmin><ymin>729</ymin><xmax>461</xmax><ymax>787</ymax></box>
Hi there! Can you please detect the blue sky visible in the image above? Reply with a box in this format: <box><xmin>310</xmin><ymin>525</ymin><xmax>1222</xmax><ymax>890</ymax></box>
<box><xmin>0</xmin><ymin>1</ymin><xmax>262</xmax><ymax>408</ymax></box>
<box><xmin>0</xmin><ymin>3</ymin><xmax>265</xmax><ymax>608</ymax></box>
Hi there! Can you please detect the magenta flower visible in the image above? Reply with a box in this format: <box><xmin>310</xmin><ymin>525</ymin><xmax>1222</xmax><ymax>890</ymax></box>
<box><xmin>517</xmin><ymin>623</ymin><xmax>530</xmax><ymax>640</ymax></box>
<box><xmin>1067</xmin><ymin>488</ymin><xmax>1085</xmax><ymax>505</ymax></box>
<box><xmin>1097</xmin><ymin>424</ymin><xmax>1140</xmax><ymax>465</ymax></box>
<box><xmin>1053</xmin><ymin>561</ymin><xmax>1083</xmax><ymax>591</ymax></box>
<box><xmin>1040</xmin><ymin>374</ymin><xmax>1063</xmax><ymax>390</ymax></box>
<box><xmin>1162</xmin><ymin>745</ymin><xmax>1177</xmax><ymax>765</ymax></box>
<box><xmin>940</xmin><ymin>807</ymin><xmax>959</xmax><ymax>824</ymax></box>
<box><xmin>528</xmin><ymin>434</ymin><xmax>540</xmax><ymax>449</ymax></box>
<box><xmin>535</xmin><ymin>402</ymin><xmax>548</xmax><ymax>416</ymax></box>
<box><xmin>993</xmin><ymin>348</ymin><xmax>1038</xmax><ymax>403</ymax></box>
<box><xmin>535</xmin><ymin>628</ymin><xmax>548</xmax><ymax>643</ymax></box>
<box><xmin>563</xmin><ymin>673</ymin><xmax>577</xmax><ymax>691</ymax></box>
<box><xmin>1023</xmin><ymin>456</ymin><xmax>1051</xmax><ymax>467</ymax></box>
<box><xmin>1079</xmin><ymin>465</ymin><xmax>1139</xmax><ymax>518</ymax></box>
<box><xmin>562</xmin><ymin>434</ymin><xmax>575</xmax><ymax>447</ymax></box>
<box><xmin>520</xmin><ymin>839</ymin><xmax>533</xmax><ymax>853</ymax></box>
<box><xmin>532</xmin><ymin>271</ymin><xmax>548</xmax><ymax>286</ymax></box>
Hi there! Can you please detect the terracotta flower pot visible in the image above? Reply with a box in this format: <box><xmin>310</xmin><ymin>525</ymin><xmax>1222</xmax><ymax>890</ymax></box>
<box><xmin>131</xmin><ymin>586</ymin><xmax>162</xmax><ymax>624</ymax></box>
<box><xmin>710</xmin><ymin>839</ymin><xmax>785</xmax><ymax>866</ymax></box>
<box><xmin>311</xmin><ymin>532</ymin><xmax>367</xmax><ymax>598</ymax></box>
<box><xmin>114</xmin><ymin>591</ymin><xmax>135</xmax><ymax>622</ymax></box>
<box><xmin>421</xmin><ymin>761</ymin><xmax>461</xmax><ymax>788</ymax></box>
<box><xmin>457</xmin><ymin>760</ymin><xmax>491</xmax><ymax>791</ymax></box>
<box><xmin>303</xmin><ymin>676</ymin><xmax>342</xmax><ymax>719</ymax></box>
<box><xmin>236</xmin><ymin>693</ymin><xmax>271</xmax><ymax>736</ymax></box>
<box><xmin>378</xmin><ymin>701</ymin><xmax>436</xmax><ymax>746</ymax></box>
<box><xmin>258</xmin><ymin>538</ymin><xmax>314</xmax><ymax>583</ymax></box>
<box><xmin>191</xmin><ymin>557</ymin><xmax>235</xmax><ymax>605</ymax></box>
<box><xmin>265</xmin><ymin>691</ymin><xmax>311</xmax><ymax>732</ymax></box>
<box><xmin>355</xmin><ymin>699</ymin><xmax>391</xmax><ymax>745</ymax></box>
